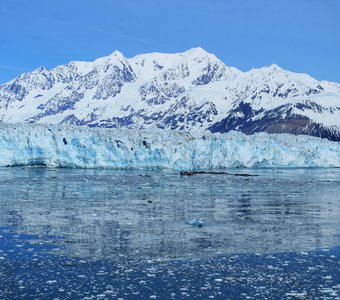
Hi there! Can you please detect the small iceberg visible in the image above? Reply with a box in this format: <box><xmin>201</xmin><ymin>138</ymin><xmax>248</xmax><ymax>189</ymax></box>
<box><xmin>186</xmin><ymin>218</ymin><xmax>204</xmax><ymax>228</ymax></box>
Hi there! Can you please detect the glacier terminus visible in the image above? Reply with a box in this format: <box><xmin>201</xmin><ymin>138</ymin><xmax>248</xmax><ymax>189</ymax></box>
<box><xmin>0</xmin><ymin>123</ymin><xmax>339</xmax><ymax>169</ymax></box>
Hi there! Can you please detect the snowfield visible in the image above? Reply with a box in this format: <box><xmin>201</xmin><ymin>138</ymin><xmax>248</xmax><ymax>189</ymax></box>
<box><xmin>0</xmin><ymin>124</ymin><xmax>339</xmax><ymax>169</ymax></box>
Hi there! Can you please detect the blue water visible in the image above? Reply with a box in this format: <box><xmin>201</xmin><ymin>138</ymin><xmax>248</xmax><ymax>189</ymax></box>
<box><xmin>0</xmin><ymin>167</ymin><xmax>339</xmax><ymax>299</ymax></box>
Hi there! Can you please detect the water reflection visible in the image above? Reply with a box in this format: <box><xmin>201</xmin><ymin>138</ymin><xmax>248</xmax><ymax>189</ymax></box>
<box><xmin>0</xmin><ymin>167</ymin><xmax>339</xmax><ymax>261</ymax></box>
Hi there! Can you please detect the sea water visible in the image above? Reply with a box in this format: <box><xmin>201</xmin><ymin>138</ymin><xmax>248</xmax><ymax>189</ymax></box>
<box><xmin>0</xmin><ymin>167</ymin><xmax>339</xmax><ymax>299</ymax></box>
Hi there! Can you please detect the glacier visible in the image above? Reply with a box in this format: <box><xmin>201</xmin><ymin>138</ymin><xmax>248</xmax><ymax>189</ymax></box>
<box><xmin>0</xmin><ymin>123</ymin><xmax>339</xmax><ymax>169</ymax></box>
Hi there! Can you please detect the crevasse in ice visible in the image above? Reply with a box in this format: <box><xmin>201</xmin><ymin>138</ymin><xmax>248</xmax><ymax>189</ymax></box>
<box><xmin>0</xmin><ymin>123</ymin><xmax>339</xmax><ymax>169</ymax></box>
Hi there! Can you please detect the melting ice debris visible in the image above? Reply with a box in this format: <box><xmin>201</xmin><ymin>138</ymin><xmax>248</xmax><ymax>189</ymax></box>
<box><xmin>0</xmin><ymin>123</ymin><xmax>339</xmax><ymax>169</ymax></box>
<box><xmin>187</xmin><ymin>218</ymin><xmax>204</xmax><ymax>228</ymax></box>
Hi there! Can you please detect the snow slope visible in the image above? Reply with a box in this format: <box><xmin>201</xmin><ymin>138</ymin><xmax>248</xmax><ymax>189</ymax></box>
<box><xmin>0</xmin><ymin>48</ymin><xmax>340</xmax><ymax>140</ymax></box>
<box><xmin>0</xmin><ymin>124</ymin><xmax>339</xmax><ymax>169</ymax></box>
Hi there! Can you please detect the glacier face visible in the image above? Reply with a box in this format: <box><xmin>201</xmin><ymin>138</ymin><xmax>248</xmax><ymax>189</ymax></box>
<box><xmin>0</xmin><ymin>48</ymin><xmax>339</xmax><ymax>141</ymax></box>
<box><xmin>0</xmin><ymin>124</ymin><xmax>339</xmax><ymax>169</ymax></box>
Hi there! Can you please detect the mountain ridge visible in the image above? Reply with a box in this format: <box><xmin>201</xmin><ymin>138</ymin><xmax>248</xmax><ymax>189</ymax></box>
<box><xmin>1</xmin><ymin>48</ymin><xmax>339</xmax><ymax>141</ymax></box>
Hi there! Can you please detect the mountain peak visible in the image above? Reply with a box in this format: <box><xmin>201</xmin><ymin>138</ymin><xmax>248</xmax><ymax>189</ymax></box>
<box><xmin>93</xmin><ymin>50</ymin><xmax>127</xmax><ymax>67</ymax></box>
<box><xmin>183</xmin><ymin>47</ymin><xmax>212</xmax><ymax>57</ymax></box>
<box><xmin>186</xmin><ymin>46</ymin><xmax>208</xmax><ymax>53</ymax></box>
<box><xmin>268</xmin><ymin>63</ymin><xmax>282</xmax><ymax>71</ymax></box>
<box><xmin>35</xmin><ymin>66</ymin><xmax>50</xmax><ymax>73</ymax></box>
<box><xmin>108</xmin><ymin>50</ymin><xmax>124</xmax><ymax>58</ymax></box>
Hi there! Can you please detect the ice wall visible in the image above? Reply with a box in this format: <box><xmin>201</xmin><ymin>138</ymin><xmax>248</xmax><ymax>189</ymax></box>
<box><xmin>0</xmin><ymin>123</ymin><xmax>339</xmax><ymax>169</ymax></box>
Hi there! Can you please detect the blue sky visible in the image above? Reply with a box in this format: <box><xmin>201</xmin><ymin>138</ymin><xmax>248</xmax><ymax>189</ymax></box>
<box><xmin>0</xmin><ymin>0</ymin><xmax>339</xmax><ymax>84</ymax></box>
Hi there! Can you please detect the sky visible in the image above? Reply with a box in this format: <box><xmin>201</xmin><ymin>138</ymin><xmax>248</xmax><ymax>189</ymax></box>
<box><xmin>0</xmin><ymin>0</ymin><xmax>339</xmax><ymax>84</ymax></box>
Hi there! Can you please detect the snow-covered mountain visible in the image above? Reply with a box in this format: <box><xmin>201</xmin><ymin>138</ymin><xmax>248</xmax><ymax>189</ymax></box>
<box><xmin>1</xmin><ymin>48</ymin><xmax>340</xmax><ymax>140</ymax></box>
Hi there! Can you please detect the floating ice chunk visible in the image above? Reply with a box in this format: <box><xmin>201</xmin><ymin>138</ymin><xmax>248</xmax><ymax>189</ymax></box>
<box><xmin>187</xmin><ymin>218</ymin><xmax>204</xmax><ymax>228</ymax></box>
<box><xmin>46</xmin><ymin>280</ymin><xmax>57</xmax><ymax>284</ymax></box>
<box><xmin>285</xmin><ymin>292</ymin><xmax>307</xmax><ymax>299</ymax></box>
